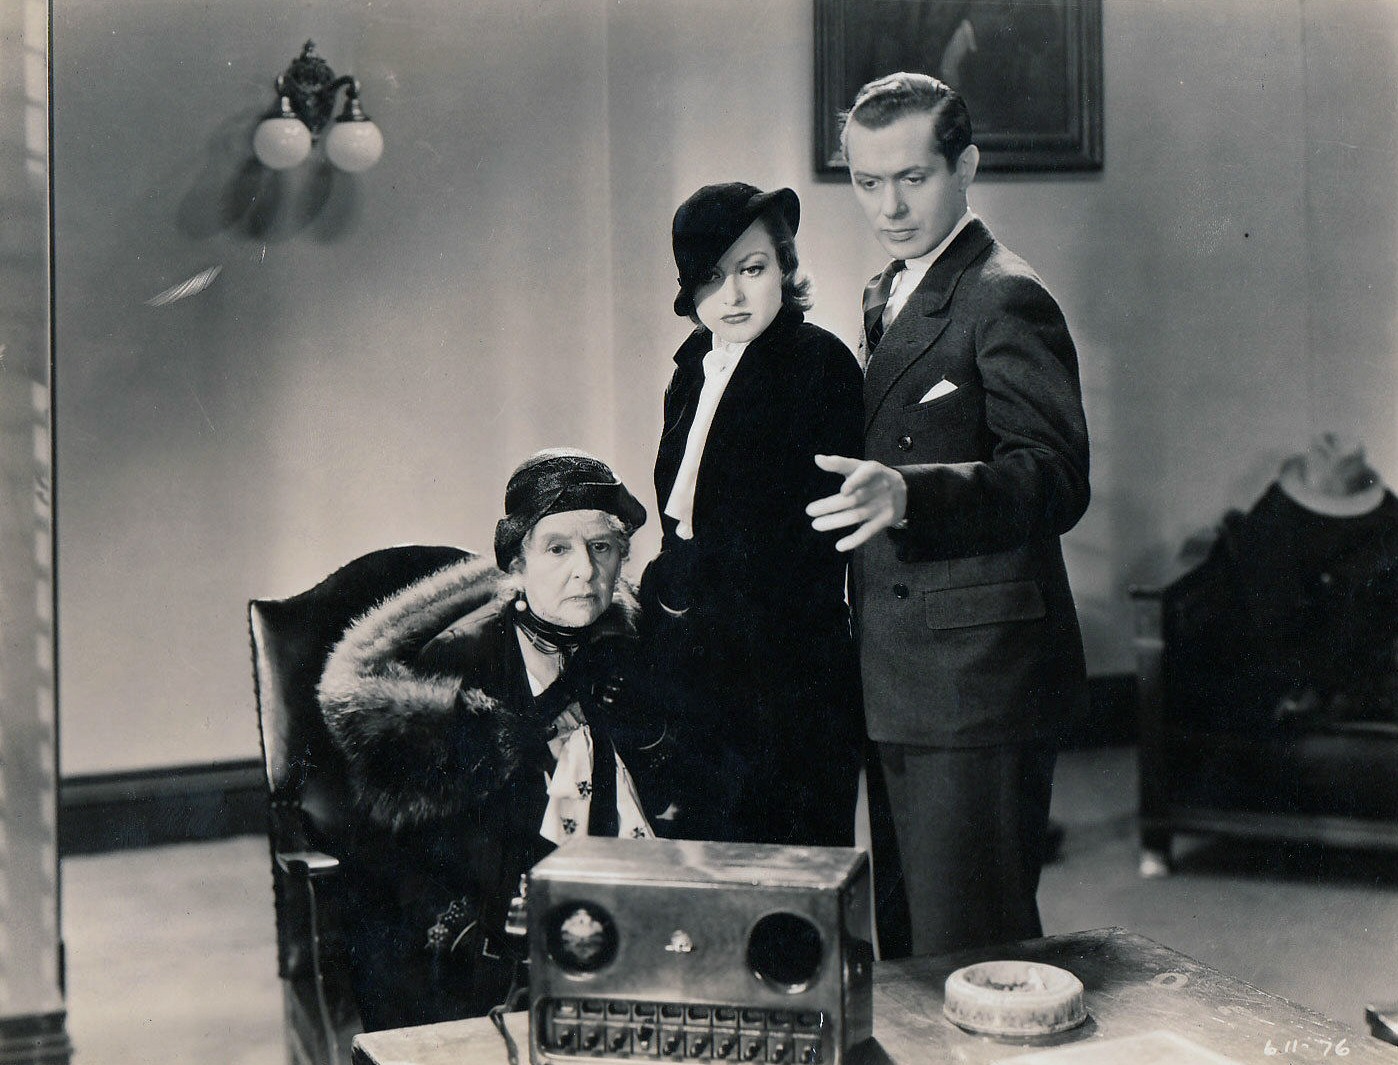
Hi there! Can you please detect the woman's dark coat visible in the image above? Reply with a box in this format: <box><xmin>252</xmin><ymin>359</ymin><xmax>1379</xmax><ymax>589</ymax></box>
<box><xmin>317</xmin><ymin>556</ymin><xmax>660</xmax><ymax>1030</ymax></box>
<box><xmin>640</xmin><ymin>307</ymin><xmax>866</xmax><ymax>846</ymax></box>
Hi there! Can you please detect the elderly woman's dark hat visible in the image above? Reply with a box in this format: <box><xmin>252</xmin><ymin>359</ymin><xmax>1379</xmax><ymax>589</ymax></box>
<box><xmin>494</xmin><ymin>448</ymin><xmax>646</xmax><ymax>569</ymax></box>
<box><xmin>672</xmin><ymin>182</ymin><xmax>800</xmax><ymax>318</ymax></box>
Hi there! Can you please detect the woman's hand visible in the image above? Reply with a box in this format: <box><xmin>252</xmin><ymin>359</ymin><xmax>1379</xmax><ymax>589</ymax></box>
<box><xmin>806</xmin><ymin>455</ymin><xmax>908</xmax><ymax>551</ymax></box>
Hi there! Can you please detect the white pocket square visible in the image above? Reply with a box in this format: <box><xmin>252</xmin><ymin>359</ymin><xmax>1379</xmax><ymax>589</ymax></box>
<box><xmin>918</xmin><ymin>378</ymin><xmax>958</xmax><ymax>403</ymax></box>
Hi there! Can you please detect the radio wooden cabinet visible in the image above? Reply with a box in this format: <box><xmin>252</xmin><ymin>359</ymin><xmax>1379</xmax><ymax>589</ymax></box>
<box><xmin>525</xmin><ymin>838</ymin><xmax>873</xmax><ymax>1065</ymax></box>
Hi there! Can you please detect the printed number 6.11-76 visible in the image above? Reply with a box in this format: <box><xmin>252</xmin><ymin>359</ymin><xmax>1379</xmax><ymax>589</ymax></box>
<box><xmin>1265</xmin><ymin>1036</ymin><xmax>1349</xmax><ymax>1056</ymax></box>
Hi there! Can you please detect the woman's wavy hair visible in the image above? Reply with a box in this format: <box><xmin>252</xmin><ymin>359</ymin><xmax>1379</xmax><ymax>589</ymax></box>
<box><xmin>505</xmin><ymin>513</ymin><xmax>633</xmax><ymax>577</ymax></box>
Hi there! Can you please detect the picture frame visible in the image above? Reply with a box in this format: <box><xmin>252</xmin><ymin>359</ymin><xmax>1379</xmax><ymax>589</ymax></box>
<box><xmin>815</xmin><ymin>0</ymin><xmax>1103</xmax><ymax>175</ymax></box>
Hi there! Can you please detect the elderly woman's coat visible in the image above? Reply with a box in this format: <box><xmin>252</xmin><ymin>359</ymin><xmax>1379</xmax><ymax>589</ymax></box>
<box><xmin>317</xmin><ymin>555</ymin><xmax>662</xmax><ymax>1030</ymax></box>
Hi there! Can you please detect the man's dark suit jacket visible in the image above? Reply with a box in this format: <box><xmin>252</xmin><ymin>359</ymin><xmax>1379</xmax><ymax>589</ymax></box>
<box><xmin>853</xmin><ymin>218</ymin><xmax>1090</xmax><ymax>746</ymax></box>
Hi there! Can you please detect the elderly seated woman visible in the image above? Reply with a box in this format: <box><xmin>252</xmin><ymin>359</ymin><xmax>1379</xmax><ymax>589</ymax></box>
<box><xmin>316</xmin><ymin>448</ymin><xmax>668</xmax><ymax>1030</ymax></box>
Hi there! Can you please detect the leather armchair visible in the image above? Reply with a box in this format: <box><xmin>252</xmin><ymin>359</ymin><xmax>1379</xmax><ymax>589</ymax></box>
<box><xmin>249</xmin><ymin>545</ymin><xmax>471</xmax><ymax>1065</ymax></box>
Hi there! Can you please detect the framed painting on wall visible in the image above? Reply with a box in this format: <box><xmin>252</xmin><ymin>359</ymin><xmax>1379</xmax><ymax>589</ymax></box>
<box><xmin>815</xmin><ymin>0</ymin><xmax>1103</xmax><ymax>175</ymax></box>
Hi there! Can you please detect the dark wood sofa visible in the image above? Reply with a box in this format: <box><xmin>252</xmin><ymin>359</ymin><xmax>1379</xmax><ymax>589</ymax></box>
<box><xmin>1129</xmin><ymin>538</ymin><xmax>1398</xmax><ymax>876</ymax></box>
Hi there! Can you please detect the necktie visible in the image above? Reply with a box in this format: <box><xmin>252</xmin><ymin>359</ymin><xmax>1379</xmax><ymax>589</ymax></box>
<box><xmin>862</xmin><ymin>259</ymin><xmax>904</xmax><ymax>351</ymax></box>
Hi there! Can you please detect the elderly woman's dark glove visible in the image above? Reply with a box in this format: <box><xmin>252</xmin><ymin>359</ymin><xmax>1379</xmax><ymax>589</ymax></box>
<box><xmin>566</xmin><ymin>636</ymin><xmax>667</xmax><ymax>748</ymax></box>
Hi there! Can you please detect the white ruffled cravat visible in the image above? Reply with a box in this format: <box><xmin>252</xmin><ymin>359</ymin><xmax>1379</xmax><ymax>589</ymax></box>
<box><xmin>540</xmin><ymin>723</ymin><xmax>655</xmax><ymax>845</ymax></box>
<box><xmin>663</xmin><ymin>337</ymin><xmax>749</xmax><ymax>540</ymax></box>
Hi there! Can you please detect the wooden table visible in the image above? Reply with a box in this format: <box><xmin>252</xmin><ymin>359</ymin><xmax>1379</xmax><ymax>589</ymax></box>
<box><xmin>353</xmin><ymin>927</ymin><xmax>1392</xmax><ymax>1064</ymax></box>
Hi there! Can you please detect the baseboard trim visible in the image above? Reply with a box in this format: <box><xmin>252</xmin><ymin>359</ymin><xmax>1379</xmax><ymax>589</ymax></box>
<box><xmin>58</xmin><ymin>759</ymin><xmax>266</xmax><ymax>856</ymax></box>
<box><xmin>0</xmin><ymin>1011</ymin><xmax>71</xmax><ymax>1065</ymax></box>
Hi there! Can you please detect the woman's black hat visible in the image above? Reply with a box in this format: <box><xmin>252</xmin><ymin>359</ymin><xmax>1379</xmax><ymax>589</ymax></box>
<box><xmin>671</xmin><ymin>182</ymin><xmax>800</xmax><ymax>317</ymax></box>
<box><xmin>494</xmin><ymin>448</ymin><xmax>646</xmax><ymax>569</ymax></box>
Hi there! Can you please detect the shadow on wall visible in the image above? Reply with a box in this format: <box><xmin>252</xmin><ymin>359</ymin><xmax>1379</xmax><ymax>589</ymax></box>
<box><xmin>175</xmin><ymin>109</ymin><xmax>361</xmax><ymax>244</ymax></box>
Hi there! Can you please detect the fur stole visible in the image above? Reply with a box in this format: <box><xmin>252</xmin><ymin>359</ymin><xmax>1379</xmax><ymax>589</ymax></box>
<box><xmin>317</xmin><ymin>554</ymin><xmax>638</xmax><ymax>832</ymax></box>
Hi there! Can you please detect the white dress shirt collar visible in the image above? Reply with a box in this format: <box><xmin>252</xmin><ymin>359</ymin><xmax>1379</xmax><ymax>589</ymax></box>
<box><xmin>886</xmin><ymin>210</ymin><xmax>976</xmax><ymax>325</ymax></box>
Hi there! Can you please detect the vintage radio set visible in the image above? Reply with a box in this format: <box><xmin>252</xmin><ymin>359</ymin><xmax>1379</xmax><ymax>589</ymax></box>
<box><xmin>525</xmin><ymin>837</ymin><xmax>873</xmax><ymax>1065</ymax></box>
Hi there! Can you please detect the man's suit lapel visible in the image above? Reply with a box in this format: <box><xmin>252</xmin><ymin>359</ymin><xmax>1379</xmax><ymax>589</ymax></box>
<box><xmin>864</xmin><ymin>219</ymin><xmax>993</xmax><ymax>429</ymax></box>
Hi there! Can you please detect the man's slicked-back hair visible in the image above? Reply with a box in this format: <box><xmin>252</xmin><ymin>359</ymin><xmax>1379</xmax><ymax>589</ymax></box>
<box><xmin>839</xmin><ymin>71</ymin><xmax>973</xmax><ymax>169</ymax></box>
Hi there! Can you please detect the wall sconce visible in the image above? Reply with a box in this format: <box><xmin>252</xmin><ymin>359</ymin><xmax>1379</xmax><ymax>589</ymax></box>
<box><xmin>253</xmin><ymin>40</ymin><xmax>384</xmax><ymax>173</ymax></box>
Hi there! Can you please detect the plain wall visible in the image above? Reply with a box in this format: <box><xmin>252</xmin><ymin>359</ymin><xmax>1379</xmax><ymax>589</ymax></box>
<box><xmin>53</xmin><ymin>1</ymin><xmax>1398</xmax><ymax>774</ymax></box>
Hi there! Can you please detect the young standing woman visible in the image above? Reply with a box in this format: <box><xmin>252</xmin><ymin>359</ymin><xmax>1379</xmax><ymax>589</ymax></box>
<box><xmin>640</xmin><ymin>183</ymin><xmax>866</xmax><ymax>847</ymax></box>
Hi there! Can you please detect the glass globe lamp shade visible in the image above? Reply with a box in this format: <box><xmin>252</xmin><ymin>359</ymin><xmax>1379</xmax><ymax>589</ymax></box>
<box><xmin>253</xmin><ymin>116</ymin><xmax>312</xmax><ymax>170</ymax></box>
<box><xmin>325</xmin><ymin>118</ymin><xmax>384</xmax><ymax>173</ymax></box>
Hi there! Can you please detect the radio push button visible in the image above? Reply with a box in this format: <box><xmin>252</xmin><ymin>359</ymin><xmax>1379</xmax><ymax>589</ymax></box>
<box><xmin>546</xmin><ymin>1024</ymin><xmax>578</xmax><ymax>1052</ymax></box>
<box><xmin>714</xmin><ymin>1033</ymin><xmax>738</xmax><ymax>1059</ymax></box>
<box><xmin>606</xmin><ymin>1027</ymin><xmax>631</xmax><ymax>1053</ymax></box>
<box><xmin>766</xmin><ymin>1011</ymin><xmax>796</xmax><ymax>1062</ymax></box>
<box><xmin>685</xmin><ymin>1031</ymin><xmax>711</xmax><ymax>1057</ymax></box>
<box><xmin>740</xmin><ymin>1035</ymin><xmax>766</xmax><ymax>1061</ymax></box>
<box><xmin>794</xmin><ymin>1037</ymin><xmax>822</xmax><ymax>1064</ymax></box>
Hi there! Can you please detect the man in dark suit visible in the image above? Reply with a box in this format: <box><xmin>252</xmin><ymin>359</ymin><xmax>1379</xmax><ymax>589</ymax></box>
<box><xmin>808</xmin><ymin>72</ymin><xmax>1090</xmax><ymax>957</ymax></box>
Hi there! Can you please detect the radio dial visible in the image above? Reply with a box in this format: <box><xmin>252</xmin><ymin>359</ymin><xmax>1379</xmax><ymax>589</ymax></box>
<box><xmin>545</xmin><ymin>901</ymin><xmax>619</xmax><ymax>973</ymax></box>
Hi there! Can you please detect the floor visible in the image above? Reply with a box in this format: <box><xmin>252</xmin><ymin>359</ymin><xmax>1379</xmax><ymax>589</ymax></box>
<box><xmin>60</xmin><ymin>745</ymin><xmax>1398</xmax><ymax>1065</ymax></box>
